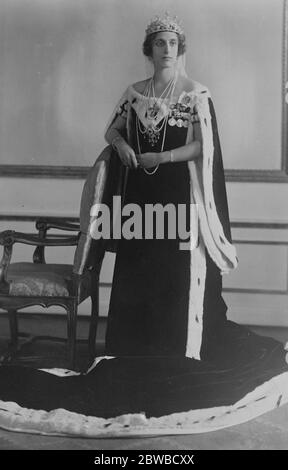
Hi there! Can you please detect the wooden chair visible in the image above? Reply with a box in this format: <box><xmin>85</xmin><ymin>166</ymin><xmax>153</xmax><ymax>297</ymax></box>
<box><xmin>0</xmin><ymin>146</ymin><xmax>125</xmax><ymax>368</ymax></box>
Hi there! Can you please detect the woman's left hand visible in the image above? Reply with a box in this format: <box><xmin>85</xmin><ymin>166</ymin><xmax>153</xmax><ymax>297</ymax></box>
<box><xmin>136</xmin><ymin>152</ymin><xmax>162</xmax><ymax>169</ymax></box>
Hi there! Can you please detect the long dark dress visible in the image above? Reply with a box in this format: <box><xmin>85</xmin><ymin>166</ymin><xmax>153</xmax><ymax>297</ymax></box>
<box><xmin>105</xmin><ymin>104</ymin><xmax>226</xmax><ymax>358</ymax></box>
<box><xmin>0</xmin><ymin>82</ymin><xmax>287</xmax><ymax>437</ymax></box>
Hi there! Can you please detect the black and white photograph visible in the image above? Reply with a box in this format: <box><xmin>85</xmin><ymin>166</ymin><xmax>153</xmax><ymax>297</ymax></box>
<box><xmin>0</xmin><ymin>0</ymin><xmax>287</xmax><ymax>453</ymax></box>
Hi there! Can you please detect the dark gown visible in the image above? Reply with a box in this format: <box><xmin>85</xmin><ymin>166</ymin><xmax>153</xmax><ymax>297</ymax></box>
<box><xmin>105</xmin><ymin>107</ymin><xmax>227</xmax><ymax>358</ymax></box>
<box><xmin>0</xmin><ymin>86</ymin><xmax>287</xmax><ymax>437</ymax></box>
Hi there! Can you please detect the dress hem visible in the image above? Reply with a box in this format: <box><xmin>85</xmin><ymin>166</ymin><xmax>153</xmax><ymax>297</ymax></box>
<box><xmin>0</xmin><ymin>358</ymin><xmax>287</xmax><ymax>438</ymax></box>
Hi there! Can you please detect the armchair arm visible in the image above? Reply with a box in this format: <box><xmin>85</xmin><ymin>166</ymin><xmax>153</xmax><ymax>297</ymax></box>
<box><xmin>0</xmin><ymin>230</ymin><xmax>79</xmax><ymax>247</ymax></box>
<box><xmin>35</xmin><ymin>217</ymin><xmax>80</xmax><ymax>233</ymax></box>
<box><xmin>34</xmin><ymin>218</ymin><xmax>80</xmax><ymax>264</ymax></box>
<box><xmin>0</xmin><ymin>230</ymin><xmax>80</xmax><ymax>293</ymax></box>
<box><xmin>0</xmin><ymin>231</ymin><xmax>14</xmax><ymax>293</ymax></box>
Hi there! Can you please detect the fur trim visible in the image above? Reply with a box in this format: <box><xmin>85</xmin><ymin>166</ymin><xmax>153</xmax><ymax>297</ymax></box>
<box><xmin>185</xmin><ymin>236</ymin><xmax>206</xmax><ymax>359</ymax></box>
<box><xmin>196</xmin><ymin>94</ymin><xmax>237</xmax><ymax>270</ymax></box>
<box><xmin>0</xmin><ymin>363</ymin><xmax>287</xmax><ymax>437</ymax></box>
<box><xmin>183</xmin><ymin>86</ymin><xmax>238</xmax><ymax>274</ymax></box>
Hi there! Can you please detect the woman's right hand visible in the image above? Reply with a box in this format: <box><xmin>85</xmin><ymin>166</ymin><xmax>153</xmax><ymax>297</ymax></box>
<box><xmin>115</xmin><ymin>140</ymin><xmax>138</xmax><ymax>169</ymax></box>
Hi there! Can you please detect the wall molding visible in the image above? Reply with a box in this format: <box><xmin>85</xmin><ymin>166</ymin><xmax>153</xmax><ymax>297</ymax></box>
<box><xmin>1</xmin><ymin>214</ymin><xmax>288</xmax><ymax>230</ymax></box>
<box><xmin>0</xmin><ymin>165</ymin><xmax>89</xmax><ymax>179</ymax></box>
<box><xmin>225</xmin><ymin>169</ymin><xmax>288</xmax><ymax>183</ymax></box>
<box><xmin>1</xmin><ymin>166</ymin><xmax>288</xmax><ymax>182</ymax></box>
<box><xmin>1</xmin><ymin>214</ymin><xmax>287</xmax><ymax>298</ymax></box>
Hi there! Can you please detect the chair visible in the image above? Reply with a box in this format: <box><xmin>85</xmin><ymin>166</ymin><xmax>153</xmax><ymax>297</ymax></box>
<box><xmin>0</xmin><ymin>146</ymin><xmax>125</xmax><ymax>368</ymax></box>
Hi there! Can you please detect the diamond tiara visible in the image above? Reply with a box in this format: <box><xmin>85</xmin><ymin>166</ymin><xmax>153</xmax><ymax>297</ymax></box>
<box><xmin>145</xmin><ymin>12</ymin><xmax>184</xmax><ymax>37</ymax></box>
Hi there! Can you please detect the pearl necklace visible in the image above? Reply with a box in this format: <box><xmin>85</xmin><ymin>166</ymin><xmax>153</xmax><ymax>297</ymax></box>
<box><xmin>137</xmin><ymin>75</ymin><xmax>176</xmax><ymax>147</ymax></box>
<box><xmin>136</xmin><ymin>74</ymin><xmax>177</xmax><ymax>175</ymax></box>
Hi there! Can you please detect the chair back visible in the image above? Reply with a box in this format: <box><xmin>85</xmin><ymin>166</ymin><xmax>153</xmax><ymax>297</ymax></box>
<box><xmin>73</xmin><ymin>146</ymin><xmax>126</xmax><ymax>275</ymax></box>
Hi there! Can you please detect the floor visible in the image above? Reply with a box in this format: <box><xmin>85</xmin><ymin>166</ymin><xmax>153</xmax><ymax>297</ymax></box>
<box><xmin>0</xmin><ymin>313</ymin><xmax>288</xmax><ymax>450</ymax></box>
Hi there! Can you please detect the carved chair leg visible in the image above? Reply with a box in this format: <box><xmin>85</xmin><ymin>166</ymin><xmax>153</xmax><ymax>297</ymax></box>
<box><xmin>88</xmin><ymin>275</ymin><xmax>100</xmax><ymax>360</ymax></box>
<box><xmin>0</xmin><ymin>309</ymin><xmax>19</xmax><ymax>363</ymax></box>
<box><xmin>67</xmin><ymin>301</ymin><xmax>78</xmax><ymax>369</ymax></box>
<box><xmin>8</xmin><ymin>309</ymin><xmax>18</xmax><ymax>352</ymax></box>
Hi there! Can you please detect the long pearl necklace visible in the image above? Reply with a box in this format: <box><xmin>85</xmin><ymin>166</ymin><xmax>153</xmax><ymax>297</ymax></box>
<box><xmin>137</xmin><ymin>76</ymin><xmax>176</xmax><ymax>147</ymax></box>
<box><xmin>136</xmin><ymin>74</ymin><xmax>177</xmax><ymax>175</ymax></box>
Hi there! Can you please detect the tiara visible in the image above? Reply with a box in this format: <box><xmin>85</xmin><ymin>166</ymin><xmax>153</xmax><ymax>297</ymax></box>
<box><xmin>145</xmin><ymin>12</ymin><xmax>184</xmax><ymax>37</ymax></box>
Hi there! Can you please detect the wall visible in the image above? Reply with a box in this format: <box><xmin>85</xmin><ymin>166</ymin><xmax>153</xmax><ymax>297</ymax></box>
<box><xmin>0</xmin><ymin>0</ymin><xmax>283</xmax><ymax>170</ymax></box>
<box><xmin>0</xmin><ymin>0</ymin><xmax>287</xmax><ymax>327</ymax></box>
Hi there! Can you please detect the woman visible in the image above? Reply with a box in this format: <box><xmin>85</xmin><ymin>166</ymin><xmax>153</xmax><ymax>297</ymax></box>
<box><xmin>0</xmin><ymin>14</ymin><xmax>287</xmax><ymax>437</ymax></box>
<box><xmin>104</xmin><ymin>15</ymin><xmax>238</xmax><ymax>360</ymax></box>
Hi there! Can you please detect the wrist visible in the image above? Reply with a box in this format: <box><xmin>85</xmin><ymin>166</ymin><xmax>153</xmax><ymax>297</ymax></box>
<box><xmin>160</xmin><ymin>151</ymin><xmax>171</xmax><ymax>164</ymax></box>
<box><xmin>112</xmin><ymin>135</ymin><xmax>125</xmax><ymax>151</ymax></box>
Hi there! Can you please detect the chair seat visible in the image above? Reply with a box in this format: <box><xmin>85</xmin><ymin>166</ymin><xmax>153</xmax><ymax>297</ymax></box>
<box><xmin>7</xmin><ymin>263</ymin><xmax>75</xmax><ymax>297</ymax></box>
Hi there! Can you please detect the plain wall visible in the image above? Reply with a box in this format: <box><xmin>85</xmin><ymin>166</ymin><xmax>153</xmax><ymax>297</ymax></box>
<box><xmin>0</xmin><ymin>0</ymin><xmax>283</xmax><ymax>169</ymax></box>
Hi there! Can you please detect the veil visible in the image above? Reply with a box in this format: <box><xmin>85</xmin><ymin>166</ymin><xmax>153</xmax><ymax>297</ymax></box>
<box><xmin>144</xmin><ymin>53</ymin><xmax>188</xmax><ymax>79</ymax></box>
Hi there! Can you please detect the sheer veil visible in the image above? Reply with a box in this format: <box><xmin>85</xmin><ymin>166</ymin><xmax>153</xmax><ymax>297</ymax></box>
<box><xmin>144</xmin><ymin>53</ymin><xmax>188</xmax><ymax>79</ymax></box>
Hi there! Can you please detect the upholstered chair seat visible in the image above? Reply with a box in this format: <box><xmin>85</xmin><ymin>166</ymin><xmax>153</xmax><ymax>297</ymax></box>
<box><xmin>7</xmin><ymin>263</ymin><xmax>74</xmax><ymax>297</ymax></box>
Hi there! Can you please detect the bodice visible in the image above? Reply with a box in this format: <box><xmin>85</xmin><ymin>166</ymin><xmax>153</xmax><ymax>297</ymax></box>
<box><xmin>128</xmin><ymin>85</ymin><xmax>199</xmax><ymax>129</ymax></box>
<box><xmin>127</xmin><ymin>86</ymin><xmax>200</xmax><ymax>154</ymax></box>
